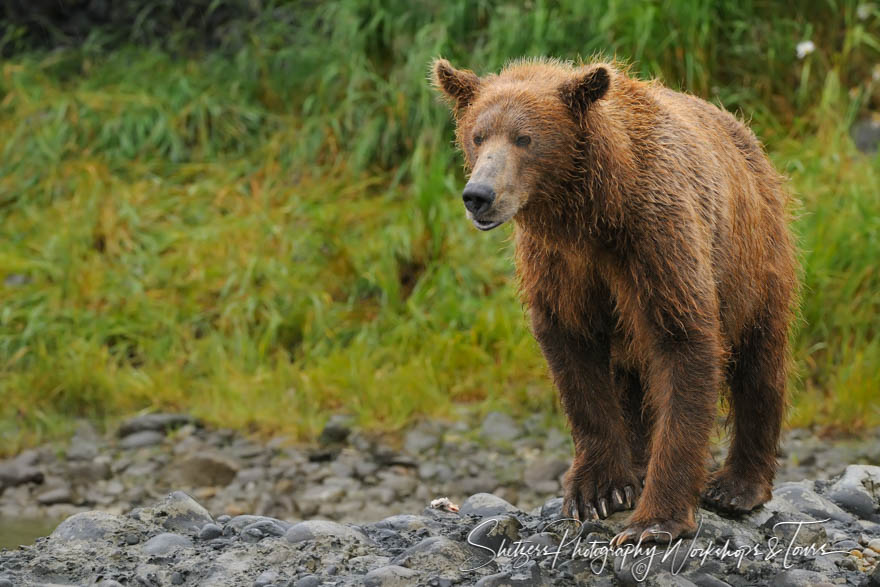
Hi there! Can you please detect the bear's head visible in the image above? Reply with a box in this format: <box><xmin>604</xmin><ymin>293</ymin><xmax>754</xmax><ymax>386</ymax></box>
<box><xmin>431</xmin><ymin>58</ymin><xmax>611</xmax><ymax>231</ymax></box>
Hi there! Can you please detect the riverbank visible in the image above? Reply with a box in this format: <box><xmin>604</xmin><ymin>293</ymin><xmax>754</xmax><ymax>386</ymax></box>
<box><xmin>1</xmin><ymin>413</ymin><xmax>878</xmax><ymax>548</ymax></box>
<box><xmin>1</xmin><ymin>463</ymin><xmax>879</xmax><ymax>585</ymax></box>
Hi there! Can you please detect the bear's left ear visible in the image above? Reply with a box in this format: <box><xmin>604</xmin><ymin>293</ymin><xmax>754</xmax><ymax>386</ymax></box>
<box><xmin>559</xmin><ymin>66</ymin><xmax>610</xmax><ymax>117</ymax></box>
<box><xmin>431</xmin><ymin>58</ymin><xmax>481</xmax><ymax>115</ymax></box>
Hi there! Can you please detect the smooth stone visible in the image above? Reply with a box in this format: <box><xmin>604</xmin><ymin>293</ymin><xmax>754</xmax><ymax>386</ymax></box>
<box><xmin>319</xmin><ymin>414</ymin><xmax>353</xmax><ymax>445</ymax></box>
<box><xmin>771</xmin><ymin>569</ymin><xmax>831</xmax><ymax>586</ymax></box>
<box><xmin>522</xmin><ymin>458</ymin><xmax>569</xmax><ymax>485</ymax></box>
<box><xmin>198</xmin><ymin>523</ymin><xmax>223</xmax><ymax>540</ymax></box>
<box><xmin>0</xmin><ymin>456</ymin><xmax>44</xmax><ymax>489</ymax></box>
<box><xmin>539</xmin><ymin>497</ymin><xmax>564</xmax><ymax>519</ymax></box>
<box><xmin>51</xmin><ymin>511</ymin><xmax>122</xmax><ymax>542</ymax></box>
<box><xmin>226</xmin><ymin>515</ymin><xmax>291</xmax><ymax>533</ymax></box>
<box><xmin>118</xmin><ymin>413</ymin><xmax>196</xmax><ymax>437</ymax></box>
<box><xmin>294</xmin><ymin>576</ymin><xmax>320</xmax><ymax>587</ymax></box>
<box><xmin>168</xmin><ymin>453</ymin><xmax>240</xmax><ymax>487</ymax></box>
<box><xmin>868</xmin><ymin>563</ymin><xmax>880</xmax><ymax>587</ymax></box>
<box><xmin>142</xmin><ymin>491</ymin><xmax>214</xmax><ymax>534</ymax></box>
<box><xmin>36</xmin><ymin>485</ymin><xmax>72</xmax><ymax>505</ymax></box>
<box><xmin>460</xmin><ymin>493</ymin><xmax>520</xmax><ymax>517</ymax></box>
<box><xmin>373</xmin><ymin>514</ymin><xmax>428</xmax><ymax>532</ymax></box>
<box><xmin>254</xmin><ymin>570</ymin><xmax>278</xmax><ymax>586</ymax></box>
<box><xmin>241</xmin><ymin>519</ymin><xmax>287</xmax><ymax>543</ymax></box>
<box><xmin>761</xmin><ymin>511</ymin><xmax>827</xmax><ymax>548</ymax></box>
<box><xmin>119</xmin><ymin>430</ymin><xmax>164</xmax><ymax>449</ymax></box>
<box><xmin>826</xmin><ymin>465</ymin><xmax>880</xmax><ymax>520</ymax></box>
<box><xmin>142</xmin><ymin>532</ymin><xmax>193</xmax><ymax>556</ymax></box>
<box><xmin>466</xmin><ymin>514</ymin><xmax>523</xmax><ymax>553</ymax></box>
<box><xmin>363</xmin><ymin>565</ymin><xmax>420</xmax><ymax>587</ymax></box>
<box><xmin>481</xmin><ymin>411</ymin><xmax>520</xmax><ymax>442</ymax></box>
<box><xmin>475</xmin><ymin>560</ymin><xmax>543</xmax><ymax>586</ymax></box>
<box><xmin>774</xmin><ymin>481</ymin><xmax>855</xmax><ymax>523</ymax></box>
<box><xmin>852</xmin><ymin>117</ymin><xmax>880</xmax><ymax>153</ymax></box>
<box><xmin>403</xmin><ymin>427</ymin><xmax>440</xmax><ymax>454</ymax></box>
<box><xmin>285</xmin><ymin>520</ymin><xmax>369</xmax><ymax>544</ymax></box>
<box><xmin>390</xmin><ymin>536</ymin><xmax>470</xmax><ymax>570</ymax></box>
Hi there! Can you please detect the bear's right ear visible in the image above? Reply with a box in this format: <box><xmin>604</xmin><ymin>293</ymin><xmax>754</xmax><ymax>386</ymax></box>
<box><xmin>559</xmin><ymin>66</ymin><xmax>610</xmax><ymax>118</ymax></box>
<box><xmin>431</xmin><ymin>58</ymin><xmax>480</xmax><ymax>114</ymax></box>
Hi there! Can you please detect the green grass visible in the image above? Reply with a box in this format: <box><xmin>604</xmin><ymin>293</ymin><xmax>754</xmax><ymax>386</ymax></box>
<box><xmin>1</xmin><ymin>1</ymin><xmax>879</xmax><ymax>454</ymax></box>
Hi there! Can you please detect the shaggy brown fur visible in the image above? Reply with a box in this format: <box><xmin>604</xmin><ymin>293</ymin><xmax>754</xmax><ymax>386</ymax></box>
<box><xmin>431</xmin><ymin>57</ymin><xmax>798</xmax><ymax>544</ymax></box>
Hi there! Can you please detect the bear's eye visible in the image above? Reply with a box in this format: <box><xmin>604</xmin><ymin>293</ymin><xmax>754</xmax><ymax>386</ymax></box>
<box><xmin>515</xmin><ymin>135</ymin><xmax>531</xmax><ymax>147</ymax></box>
<box><xmin>473</xmin><ymin>135</ymin><xmax>485</xmax><ymax>146</ymax></box>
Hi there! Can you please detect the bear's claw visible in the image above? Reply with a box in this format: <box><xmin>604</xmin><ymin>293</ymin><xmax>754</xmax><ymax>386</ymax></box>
<box><xmin>562</xmin><ymin>481</ymin><xmax>640</xmax><ymax>522</ymax></box>
<box><xmin>702</xmin><ymin>468</ymin><xmax>772</xmax><ymax>514</ymax></box>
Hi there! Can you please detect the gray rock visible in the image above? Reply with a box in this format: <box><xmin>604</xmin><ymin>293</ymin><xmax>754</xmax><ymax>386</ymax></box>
<box><xmin>770</xmin><ymin>569</ymin><xmax>831</xmax><ymax>586</ymax></box>
<box><xmin>198</xmin><ymin>523</ymin><xmax>223</xmax><ymax>540</ymax></box>
<box><xmin>118</xmin><ymin>413</ymin><xmax>196</xmax><ymax>437</ymax></box>
<box><xmin>373</xmin><ymin>514</ymin><xmax>428</xmax><ymax>532</ymax></box>
<box><xmin>168</xmin><ymin>453</ymin><xmax>240</xmax><ymax>487</ymax></box>
<box><xmin>774</xmin><ymin>481</ymin><xmax>854</xmax><ymax>523</ymax></box>
<box><xmin>761</xmin><ymin>511</ymin><xmax>827</xmax><ymax>549</ymax></box>
<box><xmin>66</xmin><ymin>459</ymin><xmax>112</xmax><ymax>484</ymax></box>
<box><xmin>481</xmin><ymin>411</ymin><xmax>520</xmax><ymax>442</ymax></box>
<box><xmin>466</xmin><ymin>514</ymin><xmax>522</xmax><ymax>553</ymax></box>
<box><xmin>852</xmin><ymin>117</ymin><xmax>880</xmax><ymax>153</ymax></box>
<box><xmin>539</xmin><ymin>497</ymin><xmax>563</xmax><ymax>519</ymax></box>
<box><xmin>140</xmin><ymin>491</ymin><xmax>213</xmax><ymax>534</ymax></box>
<box><xmin>363</xmin><ymin>565</ymin><xmax>420</xmax><ymax>586</ymax></box>
<box><xmin>319</xmin><ymin>414</ymin><xmax>353</xmax><ymax>445</ymax></box>
<box><xmin>253</xmin><ymin>569</ymin><xmax>278</xmax><ymax>586</ymax></box>
<box><xmin>522</xmin><ymin>458</ymin><xmax>568</xmax><ymax>485</ymax></box>
<box><xmin>241</xmin><ymin>519</ymin><xmax>287</xmax><ymax>542</ymax></box>
<box><xmin>294</xmin><ymin>576</ymin><xmax>320</xmax><ymax>587</ymax></box>
<box><xmin>461</xmin><ymin>492</ymin><xmax>521</xmax><ymax>517</ymax></box>
<box><xmin>404</xmin><ymin>427</ymin><xmax>440</xmax><ymax>454</ymax></box>
<box><xmin>119</xmin><ymin>430</ymin><xmax>164</xmax><ymax>449</ymax></box>
<box><xmin>225</xmin><ymin>514</ymin><xmax>292</xmax><ymax>533</ymax></box>
<box><xmin>142</xmin><ymin>532</ymin><xmax>193</xmax><ymax>556</ymax></box>
<box><xmin>688</xmin><ymin>574</ymin><xmax>732</xmax><ymax>587</ymax></box>
<box><xmin>0</xmin><ymin>455</ymin><xmax>44</xmax><ymax>489</ymax></box>
<box><xmin>825</xmin><ymin>464</ymin><xmax>880</xmax><ymax>520</ymax></box>
<box><xmin>36</xmin><ymin>484</ymin><xmax>72</xmax><ymax>505</ymax></box>
<box><xmin>868</xmin><ymin>562</ymin><xmax>880</xmax><ymax>587</ymax></box>
<box><xmin>475</xmin><ymin>560</ymin><xmax>544</xmax><ymax>586</ymax></box>
<box><xmin>51</xmin><ymin>511</ymin><xmax>124</xmax><ymax>542</ymax></box>
<box><xmin>391</xmin><ymin>536</ymin><xmax>471</xmax><ymax>574</ymax></box>
<box><xmin>285</xmin><ymin>520</ymin><xmax>369</xmax><ymax>544</ymax></box>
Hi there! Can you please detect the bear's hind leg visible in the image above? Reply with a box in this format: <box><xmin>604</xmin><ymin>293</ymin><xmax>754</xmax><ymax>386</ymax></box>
<box><xmin>703</xmin><ymin>302</ymin><xmax>788</xmax><ymax>514</ymax></box>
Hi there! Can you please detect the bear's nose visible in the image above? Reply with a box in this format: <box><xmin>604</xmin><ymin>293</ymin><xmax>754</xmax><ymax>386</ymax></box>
<box><xmin>462</xmin><ymin>183</ymin><xmax>496</xmax><ymax>216</ymax></box>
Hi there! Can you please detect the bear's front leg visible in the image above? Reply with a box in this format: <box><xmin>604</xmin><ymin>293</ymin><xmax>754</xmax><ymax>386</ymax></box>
<box><xmin>531</xmin><ymin>307</ymin><xmax>641</xmax><ymax>520</ymax></box>
<box><xmin>611</xmin><ymin>289</ymin><xmax>723</xmax><ymax>545</ymax></box>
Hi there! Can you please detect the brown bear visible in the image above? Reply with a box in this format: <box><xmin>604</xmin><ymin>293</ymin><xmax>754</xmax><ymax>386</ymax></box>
<box><xmin>431</xmin><ymin>57</ymin><xmax>798</xmax><ymax>544</ymax></box>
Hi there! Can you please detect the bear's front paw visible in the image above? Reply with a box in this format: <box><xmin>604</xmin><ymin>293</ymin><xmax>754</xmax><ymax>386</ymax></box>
<box><xmin>561</xmin><ymin>463</ymin><xmax>640</xmax><ymax>521</ymax></box>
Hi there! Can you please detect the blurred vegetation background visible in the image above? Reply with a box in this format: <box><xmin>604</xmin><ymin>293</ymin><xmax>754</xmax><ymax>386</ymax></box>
<box><xmin>0</xmin><ymin>0</ymin><xmax>878</xmax><ymax>455</ymax></box>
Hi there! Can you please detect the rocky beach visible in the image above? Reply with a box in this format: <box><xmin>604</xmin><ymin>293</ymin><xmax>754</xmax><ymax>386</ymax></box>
<box><xmin>1</xmin><ymin>413</ymin><xmax>879</xmax><ymax>585</ymax></box>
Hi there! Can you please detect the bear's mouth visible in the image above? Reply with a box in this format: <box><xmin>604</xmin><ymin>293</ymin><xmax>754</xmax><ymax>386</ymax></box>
<box><xmin>472</xmin><ymin>218</ymin><xmax>502</xmax><ymax>231</ymax></box>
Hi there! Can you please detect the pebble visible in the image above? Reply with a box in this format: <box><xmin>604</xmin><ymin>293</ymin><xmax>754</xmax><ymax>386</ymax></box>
<box><xmin>118</xmin><ymin>430</ymin><xmax>165</xmax><ymax>449</ymax></box>
<box><xmin>198</xmin><ymin>523</ymin><xmax>223</xmax><ymax>540</ymax></box>
<box><xmin>141</xmin><ymin>533</ymin><xmax>193</xmax><ymax>556</ymax></box>
<box><xmin>480</xmin><ymin>411</ymin><xmax>520</xmax><ymax>442</ymax></box>
<box><xmin>285</xmin><ymin>520</ymin><xmax>369</xmax><ymax>544</ymax></box>
<box><xmin>460</xmin><ymin>492</ymin><xmax>520</xmax><ymax>517</ymax></box>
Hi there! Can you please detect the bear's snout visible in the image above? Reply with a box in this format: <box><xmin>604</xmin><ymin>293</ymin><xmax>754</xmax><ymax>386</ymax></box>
<box><xmin>462</xmin><ymin>183</ymin><xmax>496</xmax><ymax>216</ymax></box>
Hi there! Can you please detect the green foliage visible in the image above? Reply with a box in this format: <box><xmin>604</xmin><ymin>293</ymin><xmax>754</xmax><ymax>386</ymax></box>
<box><xmin>1</xmin><ymin>1</ymin><xmax>878</xmax><ymax>452</ymax></box>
